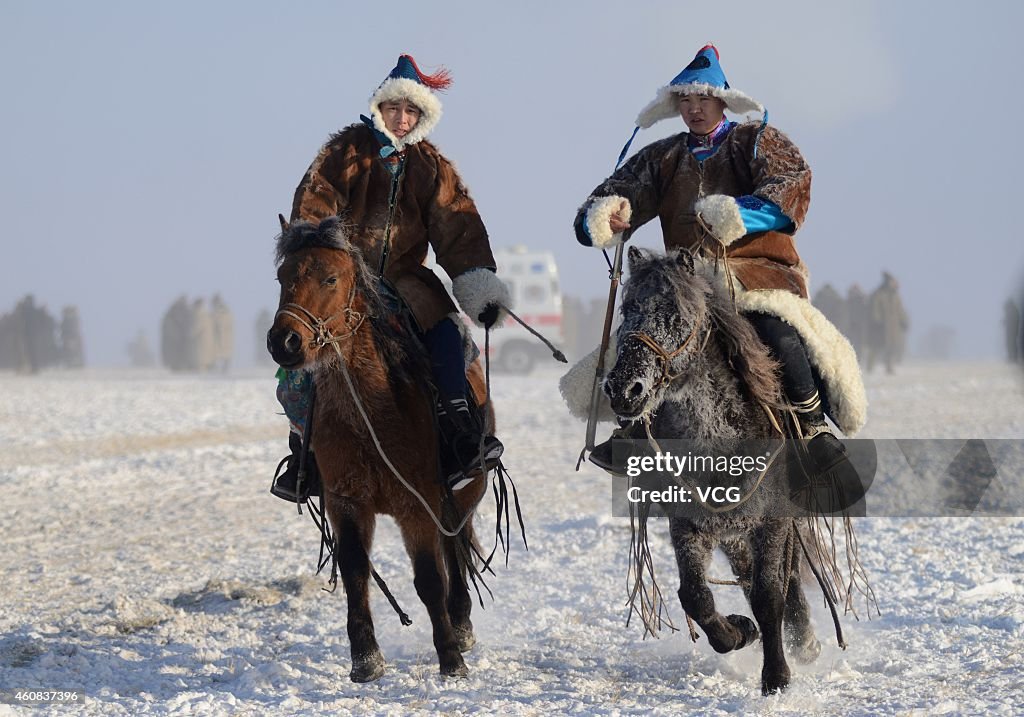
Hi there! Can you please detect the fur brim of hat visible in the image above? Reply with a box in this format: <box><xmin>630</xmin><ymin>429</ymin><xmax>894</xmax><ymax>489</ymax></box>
<box><xmin>636</xmin><ymin>83</ymin><xmax>763</xmax><ymax>130</ymax></box>
<box><xmin>368</xmin><ymin>77</ymin><xmax>443</xmax><ymax>150</ymax></box>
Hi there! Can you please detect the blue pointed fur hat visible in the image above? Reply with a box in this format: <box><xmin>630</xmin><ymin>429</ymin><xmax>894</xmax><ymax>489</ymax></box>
<box><xmin>635</xmin><ymin>44</ymin><xmax>763</xmax><ymax>129</ymax></box>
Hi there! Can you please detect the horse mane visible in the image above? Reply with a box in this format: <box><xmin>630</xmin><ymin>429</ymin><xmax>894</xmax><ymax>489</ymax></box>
<box><xmin>629</xmin><ymin>249</ymin><xmax>782</xmax><ymax>409</ymax></box>
<box><xmin>275</xmin><ymin>217</ymin><xmax>433</xmax><ymax>388</ymax></box>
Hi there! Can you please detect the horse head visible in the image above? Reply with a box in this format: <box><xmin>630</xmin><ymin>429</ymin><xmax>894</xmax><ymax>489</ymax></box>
<box><xmin>604</xmin><ymin>246</ymin><xmax>708</xmax><ymax>419</ymax></box>
<box><xmin>267</xmin><ymin>216</ymin><xmax>372</xmax><ymax>370</ymax></box>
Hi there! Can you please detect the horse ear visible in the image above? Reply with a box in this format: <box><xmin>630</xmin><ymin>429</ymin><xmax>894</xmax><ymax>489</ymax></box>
<box><xmin>627</xmin><ymin>245</ymin><xmax>645</xmax><ymax>273</ymax></box>
<box><xmin>675</xmin><ymin>249</ymin><xmax>695</xmax><ymax>274</ymax></box>
<box><xmin>278</xmin><ymin>214</ymin><xmax>290</xmax><ymax>233</ymax></box>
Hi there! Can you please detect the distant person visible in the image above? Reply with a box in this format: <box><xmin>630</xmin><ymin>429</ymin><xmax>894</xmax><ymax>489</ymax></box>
<box><xmin>17</xmin><ymin>295</ymin><xmax>60</xmax><ymax>373</ymax></box>
<box><xmin>572</xmin><ymin>44</ymin><xmax>865</xmax><ymax>484</ymax></box>
<box><xmin>0</xmin><ymin>307</ymin><xmax>29</xmax><ymax>371</ymax></box>
<box><xmin>126</xmin><ymin>330</ymin><xmax>156</xmax><ymax>368</ymax></box>
<box><xmin>845</xmin><ymin>284</ymin><xmax>869</xmax><ymax>362</ymax></box>
<box><xmin>161</xmin><ymin>295</ymin><xmax>189</xmax><ymax>371</ymax></box>
<box><xmin>1004</xmin><ymin>298</ymin><xmax>1020</xmax><ymax>363</ymax></box>
<box><xmin>211</xmin><ymin>294</ymin><xmax>234</xmax><ymax>373</ymax></box>
<box><xmin>190</xmin><ymin>298</ymin><xmax>215</xmax><ymax>372</ymax></box>
<box><xmin>60</xmin><ymin>306</ymin><xmax>85</xmax><ymax>368</ymax></box>
<box><xmin>812</xmin><ymin>283</ymin><xmax>847</xmax><ymax>336</ymax></box>
<box><xmin>867</xmin><ymin>272</ymin><xmax>909</xmax><ymax>374</ymax></box>
<box><xmin>254</xmin><ymin>308</ymin><xmax>274</xmax><ymax>366</ymax></box>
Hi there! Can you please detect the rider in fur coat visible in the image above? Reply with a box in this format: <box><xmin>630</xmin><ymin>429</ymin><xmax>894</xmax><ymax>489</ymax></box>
<box><xmin>271</xmin><ymin>54</ymin><xmax>511</xmax><ymax>501</ymax></box>
<box><xmin>569</xmin><ymin>45</ymin><xmax>867</xmax><ymax>486</ymax></box>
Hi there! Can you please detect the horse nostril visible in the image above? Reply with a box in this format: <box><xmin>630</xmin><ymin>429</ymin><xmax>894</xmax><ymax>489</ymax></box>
<box><xmin>628</xmin><ymin>381</ymin><xmax>646</xmax><ymax>400</ymax></box>
<box><xmin>283</xmin><ymin>331</ymin><xmax>302</xmax><ymax>354</ymax></box>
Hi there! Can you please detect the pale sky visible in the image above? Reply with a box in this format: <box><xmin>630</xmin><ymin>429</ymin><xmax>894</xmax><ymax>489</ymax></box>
<box><xmin>2</xmin><ymin>0</ymin><xmax>1022</xmax><ymax>364</ymax></box>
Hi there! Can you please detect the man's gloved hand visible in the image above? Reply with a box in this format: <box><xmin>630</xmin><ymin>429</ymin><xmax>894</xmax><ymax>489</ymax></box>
<box><xmin>478</xmin><ymin>304</ymin><xmax>500</xmax><ymax>329</ymax></box>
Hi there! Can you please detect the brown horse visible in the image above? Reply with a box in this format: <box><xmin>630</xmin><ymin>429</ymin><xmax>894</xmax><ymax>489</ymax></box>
<box><xmin>267</xmin><ymin>217</ymin><xmax>493</xmax><ymax>682</ymax></box>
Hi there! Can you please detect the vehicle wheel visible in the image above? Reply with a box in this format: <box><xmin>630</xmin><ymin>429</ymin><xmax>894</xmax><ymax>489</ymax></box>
<box><xmin>499</xmin><ymin>344</ymin><xmax>534</xmax><ymax>374</ymax></box>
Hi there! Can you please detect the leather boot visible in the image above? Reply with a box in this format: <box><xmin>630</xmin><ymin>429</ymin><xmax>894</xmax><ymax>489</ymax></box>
<box><xmin>437</xmin><ymin>396</ymin><xmax>503</xmax><ymax>491</ymax></box>
<box><xmin>589</xmin><ymin>420</ymin><xmax>650</xmax><ymax>477</ymax></box>
<box><xmin>270</xmin><ymin>432</ymin><xmax>322</xmax><ymax>503</ymax></box>
<box><xmin>792</xmin><ymin>393</ymin><xmax>866</xmax><ymax>511</ymax></box>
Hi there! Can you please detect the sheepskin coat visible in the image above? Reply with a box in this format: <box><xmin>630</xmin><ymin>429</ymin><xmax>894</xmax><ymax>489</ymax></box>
<box><xmin>575</xmin><ymin>121</ymin><xmax>812</xmax><ymax>297</ymax></box>
<box><xmin>290</xmin><ymin>123</ymin><xmax>495</xmax><ymax>331</ymax></box>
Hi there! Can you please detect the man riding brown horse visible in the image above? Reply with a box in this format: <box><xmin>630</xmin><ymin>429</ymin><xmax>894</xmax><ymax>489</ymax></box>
<box><xmin>271</xmin><ymin>54</ymin><xmax>511</xmax><ymax>501</ymax></box>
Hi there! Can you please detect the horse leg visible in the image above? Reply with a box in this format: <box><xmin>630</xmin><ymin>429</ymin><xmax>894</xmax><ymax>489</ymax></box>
<box><xmin>332</xmin><ymin>506</ymin><xmax>385</xmax><ymax>683</ymax></box>
<box><xmin>669</xmin><ymin>518</ymin><xmax>759</xmax><ymax>654</ymax></box>
<box><xmin>750</xmin><ymin>520</ymin><xmax>793</xmax><ymax>695</ymax></box>
<box><xmin>443</xmin><ymin>524</ymin><xmax>476</xmax><ymax>653</ymax></box>
<box><xmin>400</xmin><ymin>519</ymin><xmax>467</xmax><ymax>677</ymax></box>
<box><xmin>719</xmin><ymin>536</ymin><xmax>753</xmax><ymax>601</ymax></box>
<box><xmin>783</xmin><ymin>528</ymin><xmax>821</xmax><ymax>664</ymax></box>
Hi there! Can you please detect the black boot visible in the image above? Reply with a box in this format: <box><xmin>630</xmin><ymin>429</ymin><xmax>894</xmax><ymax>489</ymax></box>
<box><xmin>792</xmin><ymin>394</ymin><xmax>866</xmax><ymax>511</ymax></box>
<box><xmin>589</xmin><ymin>420</ymin><xmax>650</xmax><ymax>477</ymax></box>
<box><xmin>270</xmin><ymin>432</ymin><xmax>322</xmax><ymax>504</ymax></box>
<box><xmin>437</xmin><ymin>396</ymin><xmax>503</xmax><ymax>491</ymax></box>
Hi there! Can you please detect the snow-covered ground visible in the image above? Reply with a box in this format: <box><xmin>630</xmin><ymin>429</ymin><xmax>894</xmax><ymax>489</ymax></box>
<box><xmin>1</xmin><ymin>362</ymin><xmax>1023</xmax><ymax>716</ymax></box>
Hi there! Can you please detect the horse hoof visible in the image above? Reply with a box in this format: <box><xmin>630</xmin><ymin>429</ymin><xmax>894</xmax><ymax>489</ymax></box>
<box><xmin>440</xmin><ymin>654</ymin><xmax>469</xmax><ymax>678</ymax></box>
<box><xmin>790</xmin><ymin>636</ymin><xmax>821</xmax><ymax>664</ymax></box>
<box><xmin>350</xmin><ymin>653</ymin><xmax>386</xmax><ymax>683</ymax></box>
<box><xmin>726</xmin><ymin>614</ymin><xmax>759</xmax><ymax>650</ymax></box>
<box><xmin>761</xmin><ymin>669</ymin><xmax>791</xmax><ymax>695</ymax></box>
<box><xmin>454</xmin><ymin>627</ymin><xmax>477</xmax><ymax>653</ymax></box>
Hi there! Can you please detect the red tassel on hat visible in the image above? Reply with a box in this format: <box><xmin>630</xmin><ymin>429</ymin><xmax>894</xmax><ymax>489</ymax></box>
<box><xmin>401</xmin><ymin>54</ymin><xmax>453</xmax><ymax>91</ymax></box>
<box><xmin>699</xmin><ymin>43</ymin><xmax>720</xmax><ymax>60</ymax></box>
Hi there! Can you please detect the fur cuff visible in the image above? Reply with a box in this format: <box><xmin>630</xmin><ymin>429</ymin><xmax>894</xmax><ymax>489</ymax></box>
<box><xmin>452</xmin><ymin>268</ymin><xmax>513</xmax><ymax>328</ymax></box>
<box><xmin>695</xmin><ymin>194</ymin><xmax>745</xmax><ymax>246</ymax></box>
<box><xmin>584</xmin><ymin>195</ymin><xmax>631</xmax><ymax>249</ymax></box>
<box><xmin>559</xmin><ymin>336</ymin><xmax>618</xmax><ymax>423</ymax></box>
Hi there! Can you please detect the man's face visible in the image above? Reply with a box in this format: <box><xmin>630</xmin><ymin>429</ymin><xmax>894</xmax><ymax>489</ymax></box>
<box><xmin>677</xmin><ymin>94</ymin><xmax>727</xmax><ymax>136</ymax></box>
<box><xmin>379</xmin><ymin>99</ymin><xmax>422</xmax><ymax>139</ymax></box>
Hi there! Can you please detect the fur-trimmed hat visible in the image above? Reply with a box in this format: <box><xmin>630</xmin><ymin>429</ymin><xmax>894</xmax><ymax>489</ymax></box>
<box><xmin>635</xmin><ymin>45</ymin><xmax>763</xmax><ymax>129</ymax></box>
<box><xmin>368</xmin><ymin>54</ymin><xmax>452</xmax><ymax>150</ymax></box>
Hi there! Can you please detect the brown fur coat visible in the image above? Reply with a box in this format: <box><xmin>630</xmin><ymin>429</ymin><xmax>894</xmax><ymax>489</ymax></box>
<box><xmin>291</xmin><ymin>123</ymin><xmax>495</xmax><ymax>330</ymax></box>
<box><xmin>575</xmin><ymin>122</ymin><xmax>812</xmax><ymax>297</ymax></box>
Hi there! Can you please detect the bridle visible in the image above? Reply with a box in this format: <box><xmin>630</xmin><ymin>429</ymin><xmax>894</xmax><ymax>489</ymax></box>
<box><xmin>624</xmin><ymin>319</ymin><xmax>712</xmax><ymax>391</ymax></box>
<box><xmin>274</xmin><ymin>282</ymin><xmax>366</xmax><ymax>350</ymax></box>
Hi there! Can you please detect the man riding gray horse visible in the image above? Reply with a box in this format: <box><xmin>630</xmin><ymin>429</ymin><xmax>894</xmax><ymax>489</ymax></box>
<box><xmin>567</xmin><ymin>44</ymin><xmax>867</xmax><ymax>487</ymax></box>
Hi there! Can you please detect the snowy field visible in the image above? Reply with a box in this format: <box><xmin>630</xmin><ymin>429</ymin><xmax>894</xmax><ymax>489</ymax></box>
<box><xmin>1</xmin><ymin>362</ymin><xmax>1023</xmax><ymax>716</ymax></box>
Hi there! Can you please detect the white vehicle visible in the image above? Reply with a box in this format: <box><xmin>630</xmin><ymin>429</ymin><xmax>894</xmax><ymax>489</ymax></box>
<box><xmin>431</xmin><ymin>246</ymin><xmax>563</xmax><ymax>374</ymax></box>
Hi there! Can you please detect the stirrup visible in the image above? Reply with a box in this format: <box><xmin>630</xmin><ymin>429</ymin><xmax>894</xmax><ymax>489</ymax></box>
<box><xmin>270</xmin><ymin>455</ymin><xmax>306</xmax><ymax>503</ymax></box>
<box><xmin>447</xmin><ymin>435</ymin><xmax>503</xmax><ymax>491</ymax></box>
<box><xmin>588</xmin><ymin>424</ymin><xmax>644</xmax><ymax>477</ymax></box>
<box><xmin>269</xmin><ymin>439</ymin><xmax>321</xmax><ymax>504</ymax></box>
<box><xmin>792</xmin><ymin>428</ymin><xmax>868</xmax><ymax>512</ymax></box>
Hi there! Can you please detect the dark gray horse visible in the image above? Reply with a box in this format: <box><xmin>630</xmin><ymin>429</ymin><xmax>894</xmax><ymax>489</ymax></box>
<box><xmin>604</xmin><ymin>247</ymin><xmax>822</xmax><ymax>695</ymax></box>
